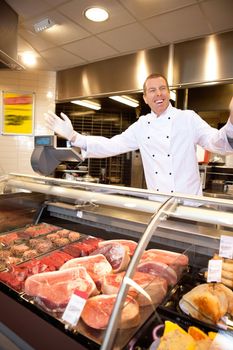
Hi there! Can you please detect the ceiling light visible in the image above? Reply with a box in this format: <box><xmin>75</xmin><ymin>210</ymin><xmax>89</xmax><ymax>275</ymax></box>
<box><xmin>34</xmin><ymin>18</ymin><xmax>56</xmax><ymax>33</ymax></box>
<box><xmin>170</xmin><ymin>90</ymin><xmax>176</xmax><ymax>101</ymax></box>
<box><xmin>109</xmin><ymin>95</ymin><xmax>139</xmax><ymax>108</ymax></box>
<box><xmin>20</xmin><ymin>52</ymin><xmax>37</xmax><ymax>66</ymax></box>
<box><xmin>84</xmin><ymin>7</ymin><xmax>109</xmax><ymax>22</ymax></box>
<box><xmin>71</xmin><ymin>100</ymin><xmax>101</xmax><ymax>110</ymax></box>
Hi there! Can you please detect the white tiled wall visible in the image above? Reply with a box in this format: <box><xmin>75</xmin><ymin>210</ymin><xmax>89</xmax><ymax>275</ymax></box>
<box><xmin>0</xmin><ymin>70</ymin><xmax>56</xmax><ymax>176</ymax></box>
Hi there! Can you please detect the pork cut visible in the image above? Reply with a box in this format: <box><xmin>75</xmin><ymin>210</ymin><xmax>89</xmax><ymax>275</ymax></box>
<box><xmin>137</xmin><ymin>261</ymin><xmax>177</xmax><ymax>286</ymax></box>
<box><xmin>90</xmin><ymin>243</ymin><xmax>130</xmax><ymax>272</ymax></box>
<box><xmin>24</xmin><ymin>266</ymin><xmax>98</xmax><ymax>312</ymax></box>
<box><xmin>81</xmin><ymin>294</ymin><xmax>140</xmax><ymax>329</ymax></box>
<box><xmin>101</xmin><ymin>271</ymin><xmax>167</xmax><ymax>306</ymax></box>
<box><xmin>59</xmin><ymin>254</ymin><xmax>112</xmax><ymax>284</ymax></box>
<box><xmin>141</xmin><ymin>249</ymin><xmax>188</xmax><ymax>267</ymax></box>
<box><xmin>98</xmin><ymin>239</ymin><xmax>137</xmax><ymax>256</ymax></box>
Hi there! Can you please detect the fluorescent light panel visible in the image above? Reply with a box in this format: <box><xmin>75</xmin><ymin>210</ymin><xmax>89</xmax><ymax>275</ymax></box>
<box><xmin>109</xmin><ymin>95</ymin><xmax>139</xmax><ymax>108</ymax></box>
<box><xmin>71</xmin><ymin>100</ymin><xmax>101</xmax><ymax>110</ymax></box>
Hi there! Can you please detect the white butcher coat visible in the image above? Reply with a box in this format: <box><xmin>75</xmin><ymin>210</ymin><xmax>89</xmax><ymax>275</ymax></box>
<box><xmin>73</xmin><ymin>104</ymin><xmax>233</xmax><ymax>196</ymax></box>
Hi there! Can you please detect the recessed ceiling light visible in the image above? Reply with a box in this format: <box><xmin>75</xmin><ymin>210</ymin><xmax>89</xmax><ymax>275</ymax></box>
<box><xmin>84</xmin><ymin>7</ymin><xmax>109</xmax><ymax>22</ymax></box>
<box><xmin>20</xmin><ymin>52</ymin><xmax>37</xmax><ymax>66</ymax></box>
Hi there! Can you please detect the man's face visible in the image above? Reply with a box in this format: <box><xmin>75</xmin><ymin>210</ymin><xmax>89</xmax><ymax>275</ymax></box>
<box><xmin>143</xmin><ymin>77</ymin><xmax>170</xmax><ymax>116</ymax></box>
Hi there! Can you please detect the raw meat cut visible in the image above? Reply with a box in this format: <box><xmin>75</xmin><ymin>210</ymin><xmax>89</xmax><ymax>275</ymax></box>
<box><xmin>24</xmin><ymin>266</ymin><xmax>98</xmax><ymax>312</ymax></box>
<box><xmin>81</xmin><ymin>294</ymin><xmax>140</xmax><ymax>329</ymax></box>
<box><xmin>98</xmin><ymin>239</ymin><xmax>137</xmax><ymax>256</ymax></box>
<box><xmin>141</xmin><ymin>249</ymin><xmax>188</xmax><ymax>268</ymax></box>
<box><xmin>101</xmin><ymin>271</ymin><xmax>167</xmax><ymax>306</ymax></box>
<box><xmin>91</xmin><ymin>243</ymin><xmax>130</xmax><ymax>272</ymax></box>
<box><xmin>137</xmin><ymin>261</ymin><xmax>177</xmax><ymax>286</ymax></box>
<box><xmin>60</xmin><ymin>254</ymin><xmax>112</xmax><ymax>284</ymax></box>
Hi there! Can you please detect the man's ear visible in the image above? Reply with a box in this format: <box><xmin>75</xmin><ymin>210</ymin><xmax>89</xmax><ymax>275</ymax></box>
<box><xmin>143</xmin><ymin>94</ymin><xmax>148</xmax><ymax>105</ymax></box>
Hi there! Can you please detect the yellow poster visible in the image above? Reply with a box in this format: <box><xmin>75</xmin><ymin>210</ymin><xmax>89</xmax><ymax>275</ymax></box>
<box><xmin>2</xmin><ymin>91</ymin><xmax>34</xmax><ymax>135</ymax></box>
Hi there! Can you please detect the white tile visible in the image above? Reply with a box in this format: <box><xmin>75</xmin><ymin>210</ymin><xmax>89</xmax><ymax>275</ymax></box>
<box><xmin>63</xmin><ymin>37</ymin><xmax>117</xmax><ymax>61</ymax></box>
<box><xmin>122</xmin><ymin>0</ymin><xmax>197</xmax><ymax>19</ymax></box>
<box><xmin>98</xmin><ymin>22</ymin><xmax>160</xmax><ymax>52</ymax></box>
<box><xmin>143</xmin><ymin>4</ymin><xmax>211</xmax><ymax>44</ymax></box>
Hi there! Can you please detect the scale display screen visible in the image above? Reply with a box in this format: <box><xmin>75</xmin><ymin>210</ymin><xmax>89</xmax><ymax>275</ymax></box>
<box><xmin>35</xmin><ymin>135</ymin><xmax>54</xmax><ymax>147</ymax></box>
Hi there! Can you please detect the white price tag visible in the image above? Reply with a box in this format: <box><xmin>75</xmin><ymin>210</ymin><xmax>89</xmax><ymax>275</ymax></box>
<box><xmin>207</xmin><ymin>259</ymin><xmax>222</xmax><ymax>283</ymax></box>
<box><xmin>219</xmin><ymin>235</ymin><xmax>233</xmax><ymax>259</ymax></box>
<box><xmin>62</xmin><ymin>290</ymin><xmax>88</xmax><ymax>326</ymax></box>
<box><xmin>77</xmin><ymin>211</ymin><xmax>83</xmax><ymax>218</ymax></box>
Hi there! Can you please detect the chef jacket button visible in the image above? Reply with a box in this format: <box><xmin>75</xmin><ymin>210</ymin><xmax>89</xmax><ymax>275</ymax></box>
<box><xmin>147</xmin><ymin>136</ymin><xmax>150</xmax><ymax>139</ymax></box>
<box><xmin>166</xmin><ymin>136</ymin><xmax>169</xmax><ymax>138</ymax></box>
<box><xmin>156</xmin><ymin>189</ymin><xmax>159</xmax><ymax>191</ymax></box>
<box><xmin>155</xmin><ymin>171</ymin><xmax>158</xmax><ymax>174</ymax></box>
<box><xmin>169</xmin><ymin>172</ymin><xmax>172</xmax><ymax>175</ymax></box>
<box><xmin>148</xmin><ymin>121</ymin><xmax>150</xmax><ymax>124</ymax></box>
<box><xmin>168</xmin><ymin>117</ymin><xmax>171</xmax><ymax>120</ymax></box>
<box><xmin>152</xmin><ymin>154</ymin><xmax>155</xmax><ymax>157</ymax></box>
<box><xmin>167</xmin><ymin>154</ymin><xmax>170</xmax><ymax>157</ymax></box>
<box><xmin>171</xmin><ymin>190</ymin><xmax>174</xmax><ymax>193</ymax></box>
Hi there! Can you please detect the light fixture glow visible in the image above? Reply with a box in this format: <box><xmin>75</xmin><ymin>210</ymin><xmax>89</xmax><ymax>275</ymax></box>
<box><xmin>84</xmin><ymin>7</ymin><xmax>109</xmax><ymax>22</ymax></box>
<box><xmin>20</xmin><ymin>52</ymin><xmax>37</xmax><ymax>66</ymax></box>
<box><xmin>170</xmin><ymin>90</ymin><xmax>176</xmax><ymax>101</ymax></box>
<box><xmin>34</xmin><ymin>18</ymin><xmax>56</xmax><ymax>33</ymax></box>
<box><xmin>109</xmin><ymin>95</ymin><xmax>139</xmax><ymax>108</ymax></box>
<box><xmin>71</xmin><ymin>100</ymin><xmax>101</xmax><ymax>110</ymax></box>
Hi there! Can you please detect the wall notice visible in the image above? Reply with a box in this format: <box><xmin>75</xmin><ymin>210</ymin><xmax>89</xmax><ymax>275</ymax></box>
<box><xmin>2</xmin><ymin>91</ymin><xmax>34</xmax><ymax>135</ymax></box>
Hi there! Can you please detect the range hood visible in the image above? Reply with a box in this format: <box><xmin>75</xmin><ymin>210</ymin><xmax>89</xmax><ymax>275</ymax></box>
<box><xmin>0</xmin><ymin>0</ymin><xmax>24</xmax><ymax>70</ymax></box>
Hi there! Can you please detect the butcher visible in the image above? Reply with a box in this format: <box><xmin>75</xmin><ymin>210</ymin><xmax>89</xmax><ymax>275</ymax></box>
<box><xmin>45</xmin><ymin>73</ymin><xmax>233</xmax><ymax>197</ymax></box>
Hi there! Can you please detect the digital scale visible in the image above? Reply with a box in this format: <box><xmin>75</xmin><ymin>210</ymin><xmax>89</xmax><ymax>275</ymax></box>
<box><xmin>31</xmin><ymin>135</ymin><xmax>83</xmax><ymax>176</ymax></box>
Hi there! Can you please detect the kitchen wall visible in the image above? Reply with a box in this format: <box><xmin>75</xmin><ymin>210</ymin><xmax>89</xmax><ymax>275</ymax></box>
<box><xmin>0</xmin><ymin>70</ymin><xmax>56</xmax><ymax>176</ymax></box>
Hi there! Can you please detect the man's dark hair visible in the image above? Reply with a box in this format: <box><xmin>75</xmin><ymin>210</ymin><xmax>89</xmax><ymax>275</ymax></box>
<box><xmin>143</xmin><ymin>73</ymin><xmax>169</xmax><ymax>94</ymax></box>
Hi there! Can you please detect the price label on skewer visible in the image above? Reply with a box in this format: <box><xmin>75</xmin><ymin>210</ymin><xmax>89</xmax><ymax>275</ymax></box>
<box><xmin>219</xmin><ymin>235</ymin><xmax>233</xmax><ymax>259</ymax></box>
<box><xmin>207</xmin><ymin>259</ymin><xmax>222</xmax><ymax>283</ymax></box>
<box><xmin>62</xmin><ymin>289</ymin><xmax>88</xmax><ymax>326</ymax></box>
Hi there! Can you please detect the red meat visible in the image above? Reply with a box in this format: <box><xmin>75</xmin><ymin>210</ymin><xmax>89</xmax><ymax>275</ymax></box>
<box><xmin>91</xmin><ymin>243</ymin><xmax>130</xmax><ymax>272</ymax></box>
<box><xmin>25</xmin><ymin>266</ymin><xmax>98</xmax><ymax>312</ymax></box>
<box><xmin>137</xmin><ymin>261</ymin><xmax>177</xmax><ymax>286</ymax></box>
<box><xmin>60</xmin><ymin>254</ymin><xmax>112</xmax><ymax>284</ymax></box>
<box><xmin>81</xmin><ymin>294</ymin><xmax>140</xmax><ymax>329</ymax></box>
<box><xmin>98</xmin><ymin>239</ymin><xmax>137</xmax><ymax>256</ymax></box>
<box><xmin>101</xmin><ymin>271</ymin><xmax>167</xmax><ymax>306</ymax></box>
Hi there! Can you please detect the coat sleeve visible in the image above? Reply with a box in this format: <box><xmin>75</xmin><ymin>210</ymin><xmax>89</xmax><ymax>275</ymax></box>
<box><xmin>83</xmin><ymin>121</ymin><xmax>140</xmax><ymax>158</ymax></box>
<box><xmin>193</xmin><ymin>112</ymin><xmax>233</xmax><ymax>154</ymax></box>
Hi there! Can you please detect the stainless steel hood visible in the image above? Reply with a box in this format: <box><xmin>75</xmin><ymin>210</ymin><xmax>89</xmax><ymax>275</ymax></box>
<box><xmin>0</xmin><ymin>0</ymin><xmax>24</xmax><ymax>70</ymax></box>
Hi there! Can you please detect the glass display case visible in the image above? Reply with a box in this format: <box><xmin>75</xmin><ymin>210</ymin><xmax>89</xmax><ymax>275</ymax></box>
<box><xmin>0</xmin><ymin>173</ymin><xmax>233</xmax><ymax>350</ymax></box>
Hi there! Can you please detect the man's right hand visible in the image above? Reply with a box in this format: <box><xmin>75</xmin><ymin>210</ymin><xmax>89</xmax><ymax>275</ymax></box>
<box><xmin>44</xmin><ymin>111</ymin><xmax>76</xmax><ymax>141</ymax></box>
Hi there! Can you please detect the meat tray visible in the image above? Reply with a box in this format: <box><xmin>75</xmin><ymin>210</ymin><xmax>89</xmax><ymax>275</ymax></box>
<box><xmin>0</xmin><ymin>223</ymin><xmax>82</xmax><ymax>271</ymax></box>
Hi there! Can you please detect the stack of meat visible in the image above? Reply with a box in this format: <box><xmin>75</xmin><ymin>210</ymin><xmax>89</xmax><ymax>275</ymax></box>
<box><xmin>24</xmin><ymin>239</ymin><xmax>189</xmax><ymax>330</ymax></box>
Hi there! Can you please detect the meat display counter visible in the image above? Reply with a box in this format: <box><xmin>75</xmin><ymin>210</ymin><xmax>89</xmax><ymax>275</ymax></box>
<box><xmin>0</xmin><ymin>173</ymin><xmax>233</xmax><ymax>350</ymax></box>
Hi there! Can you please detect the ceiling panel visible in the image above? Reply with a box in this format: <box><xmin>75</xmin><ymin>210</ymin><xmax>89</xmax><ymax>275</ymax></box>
<box><xmin>98</xmin><ymin>22</ymin><xmax>160</xmax><ymax>52</ymax></box>
<box><xmin>120</xmin><ymin>0</ymin><xmax>198</xmax><ymax>20</ymax></box>
<box><xmin>63</xmin><ymin>36</ymin><xmax>118</xmax><ymax>61</ymax></box>
<box><xmin>143</xmin><ymin>4</ymin><xmax>211</xmax><ymax>44</ymax></box>
<box><xmin>200</xmin><ymin>0</ymin><xmax>233</xmax><ymax>32</ymax></box>
<box><xmin>40</xmin><ymin>47</ymin><xmax>85</xmax><ymax>70</ymax></box>
<box><xmin>3</xmin><ymin>0</ymin><xmax>233</xmax><ymax>71</ymax></box>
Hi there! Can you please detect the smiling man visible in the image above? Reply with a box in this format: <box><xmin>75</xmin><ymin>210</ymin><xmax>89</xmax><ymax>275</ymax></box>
<box><xmin>45</xmin><ymin>73</ymin><xmax>233</xmax><ymax>197</ymax></box>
